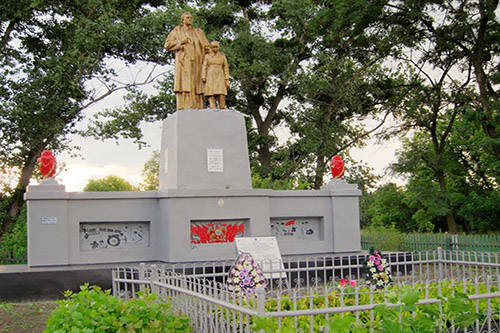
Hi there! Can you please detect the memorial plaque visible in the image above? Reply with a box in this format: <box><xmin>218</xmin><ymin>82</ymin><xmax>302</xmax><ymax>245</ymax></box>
<box><xmin>207</xmin><ymin>149</ymin><xmax>223</xmax><ymax>172</ymax></box>
<box><xmin>41</xmin><ymin>217</ymin><xmax>57</xmax><ymax>225</ymax></box>
<box><xmin>79</xmin><ymin>221</ymin><xmax>150</xmax><ymax>251</ymax></box>
<box><xmin>235</xmin><ymin>236</ymin><xmax>286</xmax><ymax>279</ymax></box>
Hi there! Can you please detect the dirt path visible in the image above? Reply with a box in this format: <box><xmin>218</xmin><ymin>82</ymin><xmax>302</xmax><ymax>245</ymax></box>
<box><xmin>0</xmin><ymin>300</ymin><xmax>57</xmax><ymax>332</ymax></box>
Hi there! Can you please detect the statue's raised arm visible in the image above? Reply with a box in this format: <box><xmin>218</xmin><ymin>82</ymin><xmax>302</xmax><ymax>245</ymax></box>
<box><xmin>165</xmin><ymin>12</ymin><xmax>209</xmax><ymax>110</ymax></box>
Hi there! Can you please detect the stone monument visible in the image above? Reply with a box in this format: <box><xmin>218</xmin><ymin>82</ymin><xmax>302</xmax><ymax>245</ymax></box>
<box><xmin>24</xmin><ymin>13</ymin><xmax>362</xmax><ymax>267</ymax></box>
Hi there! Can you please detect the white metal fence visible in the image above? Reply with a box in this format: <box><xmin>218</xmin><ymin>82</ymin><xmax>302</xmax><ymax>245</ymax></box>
<box><xmin>112</xmin><ymin>248</ymin><xmax>500</xmax><ymax>332</ymax></box>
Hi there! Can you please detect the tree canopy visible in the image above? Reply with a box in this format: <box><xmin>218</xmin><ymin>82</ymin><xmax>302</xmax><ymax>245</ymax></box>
<box><xmin>0</xmin><ymin>0</ymin><xmax>171</xmax><ymax>233</ymax></box>
<box><xmin>84</xmin><ymin>175</ymin><xmax>136</xmax><ymax>192</ymax></box>
<box><xmin>0</xmin><ymin>0</ymin><xmax>498</xmax><ymax>236</ymax></box>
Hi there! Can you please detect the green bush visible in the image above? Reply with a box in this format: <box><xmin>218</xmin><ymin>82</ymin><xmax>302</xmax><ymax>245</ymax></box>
<box><xmin>83</xmin><ymin>175</ymin><xmax>136</xmax><ymax>192</ymax></box>
<box><xmin>251</xmin><ymin>171</ymin><xmax>310</xmax><ymax>190</ymax></box>
<box><xmin>45</xmin><ymin>284</ymin><xmax>191</xmax><ymax>332</ymax></box>
<box><xmin>361</xmin><ymin>227</ymin><xmax>407</xmax><ymax>251</ymax></box>
<box><xmin>0</xmin><ymin>204</ymin><xmax>27</xmax><ymax>261</ymax></box>
<box><xmin>251</xmin><ymin>283</ymin><xmax>482</xmax><ymax>332</ymax></box>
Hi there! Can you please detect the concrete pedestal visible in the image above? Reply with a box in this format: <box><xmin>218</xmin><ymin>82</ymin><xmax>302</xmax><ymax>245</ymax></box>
<box><xmin>25</xmin><ymin>110</ymin><xmax>362</xmax><ymax>267</ymax></box>
<box><xmin>159</xmin><ymin>109</ymin><xmax>252</xmax><ymax>190</ymax></box>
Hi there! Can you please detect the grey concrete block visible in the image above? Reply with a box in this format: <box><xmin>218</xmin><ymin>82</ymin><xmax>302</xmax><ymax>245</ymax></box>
<box><xmin>159</xmin><ymin>109</ymin><xmax>252</xmax><ymax>190</ymax></box>
<box><xmin>24</xmin><ymin>110</ymin><xmax>362</xmax><ymax>267</ymax></box>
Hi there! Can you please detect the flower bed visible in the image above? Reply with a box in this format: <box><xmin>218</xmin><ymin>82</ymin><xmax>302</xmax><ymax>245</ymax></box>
<box><xmin>249</xmin><ymin>278</ymin><xmax>499</xmax><ymax>332</ymax></box>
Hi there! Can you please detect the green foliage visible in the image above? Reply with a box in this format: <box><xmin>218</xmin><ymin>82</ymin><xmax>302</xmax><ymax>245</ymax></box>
<box><xmin>139</xmin><ymin>151</ymin><xmax>160</xmax><ymax>191</ymax></box>
<box><xmin>364</xmin><ymin>184</ymin><xmax>417</xmax><ymax>232</ymax></box>
<box><xmin>459</xmin><ymin>191</ymin><xmax>500</xmax><ymax>233</ymax></box>
<box><xmin>361</xmin><ymin>228</ymin><xmax>407</xmax><ymax>252</ymax></box>
<box><xmin>1</xmin><ymin>0</ymin><xmax>498</xmax><ymax>236</ymax></box>
<box><xmin>0</xmin><ymin>0</ymin><xmax>173</xmax><ymax>229</ymax></box>
<box><xmin>0</xmin><ymin>204</ymin><xmax>27</xmax><ymax>261</ymax></box>
<box><xmin>44</xmin><ymin>284</ymin><xmax>191</xmax><ymax>333</ymax></box>
<box><xmin>250</xmin><ymin>283</ymin><xmax>482</xmax><ymax>332</ymax></box>
<box><xmin>89</xmin><ymin>0</ymin><xmax>394</xmax><ymax>191</ymax></box>
<box><xmin>0</xmin><ymin>302</ymin><xmax>13</xmax><ymax>311</ymax></box>
<box><xmin>83</xmin><ymin>175</ymin><xmax>137</xmax><ymax>192</ymax></box>
<box><xmin>374</xmin><ymin>286</ymin><xmax>480</xmax><ymax>333</ymax></box>
<box><xmin>250</xmin><ymin>316</ymin><xmax>296</xmax><ymax>333</ymax></box>
<box><xmin>251</xmin><ymin>171</ymin><xmax>310</xmax><ymax>190</ymax></box>
<box><xmin>328</xmin><ymin>315</ymin><xmax>358</xmax><ymax>333</ymax></box>
<box><xmin>384</xmin><ymin>0</ymin><xmax>500</xmax><ymax>233</ymax></box>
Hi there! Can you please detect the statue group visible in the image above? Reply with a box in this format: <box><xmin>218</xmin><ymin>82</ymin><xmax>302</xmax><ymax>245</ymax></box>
<box><xmin>165</xmin><ymin>12</ymin><xmax>229</xmax><ymax>110</ymax></box>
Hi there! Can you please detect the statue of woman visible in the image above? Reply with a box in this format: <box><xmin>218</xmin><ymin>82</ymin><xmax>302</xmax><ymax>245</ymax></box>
<box><xmin>165</xmin><ymin>12</ymin><xmax>209</xmax><ymax>110</ymax></box>
<box><xmin>202</xmin><ymin>41</ymin><xmax>230</xmax><ymax>109</ymax></box>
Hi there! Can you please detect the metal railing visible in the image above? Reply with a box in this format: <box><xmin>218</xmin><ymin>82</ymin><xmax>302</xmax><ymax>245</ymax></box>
<box><xmin>113</xmin><ymin>248</ymin><xmax>500</xmax><ymax>332</ymax></box>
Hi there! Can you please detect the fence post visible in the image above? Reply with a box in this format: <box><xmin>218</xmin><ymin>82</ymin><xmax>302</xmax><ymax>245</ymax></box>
<box><xmin>437</xmin><ymin>247</ymin><xmax>443</xmax><ymax>282</ymax></box>
<box><xmin>150</xmin><ymin>264</ymin><xmax>158</xmax><ymax>295</ymax></box>
<box><xmin>256</xmin><ymin>287</ymin><xmax>266</xmax><ymax>317</ymax></box>
<box><xmin>112</xmin><ymin>268</ymin><xmax>117</xmax><ymax>297</ymax></box>
<box><xmin>139</xmin><ymin>263</ymin><xmax>146</xmax><ymax>292</ymax></box>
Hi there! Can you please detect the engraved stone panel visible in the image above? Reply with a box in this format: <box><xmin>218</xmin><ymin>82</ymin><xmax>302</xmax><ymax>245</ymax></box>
<box><xmin>190</xmin><ymin>219</ymin><xmax>246</xmax><ymax>249</ymax></box>
<box><xmin>270</xmin><ymin>217</ymin><xmax>322</xmax><ymax>241</ymax></box>
<box><xmin>79</xmin><ymin>222</ymin><xmax>150</xmax><ymax>251</ymax></box>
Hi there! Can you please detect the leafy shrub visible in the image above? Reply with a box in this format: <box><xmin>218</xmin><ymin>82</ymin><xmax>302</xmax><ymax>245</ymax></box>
<box><xmin>361</xmin><ymin>227</ymin><xmax>407</xmax><ymax>251</ymax></box>
<box><xmin>45</xmin><ymin>284</ymin><xmax>191</xmax><ymax>332</ymax></box>
<box><xmin>83</xmin><ymin>175</ymin><xmax>136</xmax><ymax>192</ymax></box>
<box><xmin>251</xmin><ymin>171</ymin><xmax>310</xmax><ymax>190</ymax></box>
<box><xmin>250</xmin><ymin>281</ymin><xmax>486</xmax><ymax>332</ymax></box>
<box><xmin>0</xmin><ymin>204</ymin><xmax>27</xmax><ymax>261</ymax></box>
<box><xmin>363</xmin><ymin>183</ymin><xmax>417</xmax><ymax>232</ymax></box>
<box><xmin>373</xmin><ymin>286</ymin><xmax>479</xmax><ymax>333</ymax></box>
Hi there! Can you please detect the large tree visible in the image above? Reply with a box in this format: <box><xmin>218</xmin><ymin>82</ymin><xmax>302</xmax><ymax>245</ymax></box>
<box><xmin>372</xmin><ymin>0</ymin><xmax>500</xmax><ymax>232</ymax></box>
<box><xmin>91</xmin><ymin>0</ymin><xmax>404</xmax><ymax>189</ymax></box>
<box><xmin>385</xmin><ymin>0</ymin><xmax>500</xmax><ymax>162</ymax></box>
<box><xmin>0</xmin><ymin>0</ymin><xmax>171</xmax><ymax>234</ymax></box>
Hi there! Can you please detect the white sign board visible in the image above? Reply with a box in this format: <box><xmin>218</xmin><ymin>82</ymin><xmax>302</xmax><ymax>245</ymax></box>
<box><xmin>41</xmin><ymin>217</ymin><xmax>57</xmax><ymax>225</ymax></box>
<box><xmin>207</xmin><ymin>149</ymin><xmax>223</xmax><ymax>172</ymax></box>
<box><xmin>235</xmin><ymin>236</ymin><xmax>286</xmax><ymax>279</ymax></box>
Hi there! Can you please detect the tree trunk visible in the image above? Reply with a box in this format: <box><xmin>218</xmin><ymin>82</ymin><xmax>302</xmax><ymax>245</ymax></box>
<box><xmin>472</xmin><ymin>58</ymin><xmax>500</xmax><ymax>160</ymax></box>
<box><xmin>2</xmin><ymin>149</ymin><xmax>40</xmax><ymax>235</ymax></box>
<box><xmin>471</xmin><ymin>0</ymin><xmax>500</xmax><ymax>160</ymax></box>
<box><xmin>445</xmin><ymin>213</ymin><xmax>458</xmax><ymax>234</ymax></box>
<box><xmin>313</xmin><ymin>155</ymin><xmax>326</xmax><ymax>190</ymax></box>
<box><xmin>257</xmin><ymin>143</ymin><xmax>272</xmax><ymax>175</ymax></box>
<box><xmin>436</xmin><ymin>172</ymin><xmax>458</xmax><ymax>234</ymax></box>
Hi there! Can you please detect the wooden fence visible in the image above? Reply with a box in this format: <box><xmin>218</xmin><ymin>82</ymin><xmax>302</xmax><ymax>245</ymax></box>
<box><xmin>361</xmin><ymin>232</ymin><xmax>500</xmax><ymax>252</ymax></box>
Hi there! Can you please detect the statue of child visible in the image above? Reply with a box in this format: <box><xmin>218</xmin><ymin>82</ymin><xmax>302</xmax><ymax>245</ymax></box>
<box><xmin>202</xmin><ymin>41</ymin><xmax>230</xmax><ymax>109</ymax></box>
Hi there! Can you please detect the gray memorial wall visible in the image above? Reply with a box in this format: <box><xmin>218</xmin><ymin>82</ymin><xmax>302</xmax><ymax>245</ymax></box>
<box><xmin>25</xmin><ymin>109</ymin><xmax>362</xmax><ymax>267</ymax></box>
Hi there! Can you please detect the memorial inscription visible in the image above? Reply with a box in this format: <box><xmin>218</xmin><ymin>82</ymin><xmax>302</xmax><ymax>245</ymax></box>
<box><xmin>235</xmin><ymin>237</ymin><xmax>286</xmax><ymax>279</ymax></box>
<box><xmin>207</xmin><ymin>148</ymin><xmax>223</xmax><ymax>172</ymax></box>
